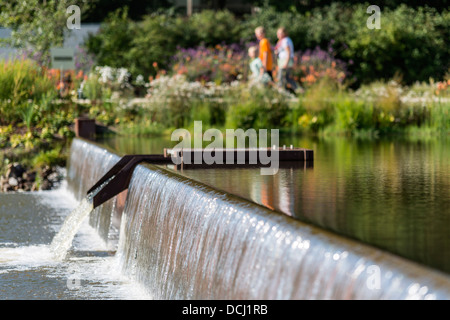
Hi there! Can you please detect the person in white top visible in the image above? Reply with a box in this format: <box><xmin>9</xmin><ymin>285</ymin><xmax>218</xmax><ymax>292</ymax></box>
<box><xmin>275</xmin><ymin>27</ymin><xmax>298</xmax><ymax>93</ymax></box>
<box><xmin>248</xmin><ymin>46</ymin><xmax>271</xmax><ymax>85</ymax></box>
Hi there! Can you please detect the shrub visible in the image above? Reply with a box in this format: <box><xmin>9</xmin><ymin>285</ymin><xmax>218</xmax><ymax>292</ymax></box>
<box><xmin>225</xmin><ymin>84</ymin><xmax>292</xmax><ymax>130</ymax></box>
<box><xmin>342</xmin><ymin>5</ymin><xmax>449</xmax><ymax>85</ymax></box>
<box><xmin>293</xmin><ymin>45</ymin><xmax>349</xmax><ymax>87</ymax></box>
<box><xmin>190</xmin><ymin>10</ymin><xmax>244</xmax><ymax>46</ymax></box>
<box><xmin>171</xmin><ymin>43</ymin><xmax>250</xmax><ymax>83</ymax></box>
<box><xmin>85</xmin><ymin>5</ymin><xmax>449</xmax><ymax>86</ymax></box>
<box><xmin>84</xmin><ymin>8</ymin><xmax>134</xmax><ymax>71</ymax></box>
<box><xmin>0</xmin><ymin>59</ymin><xmax>57</xmax><ymax>125</ymax></box>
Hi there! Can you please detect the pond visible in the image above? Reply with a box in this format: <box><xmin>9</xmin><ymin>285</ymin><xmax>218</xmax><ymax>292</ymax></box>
<box><xmin>1</xmin><ymin>134</ymin><xmax>448</xmax><ymax>299</ymax></box>
<box><xmin>97</xmin><ymin>134</ymin><xmax>450</xmax><ymax>275</ymax></box>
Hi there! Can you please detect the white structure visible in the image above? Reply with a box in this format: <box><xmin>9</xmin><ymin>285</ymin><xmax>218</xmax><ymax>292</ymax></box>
<box><xmin>0</xmin><ymin>24</ymin><xmax>100</xmax><ymax>60</ymax></box>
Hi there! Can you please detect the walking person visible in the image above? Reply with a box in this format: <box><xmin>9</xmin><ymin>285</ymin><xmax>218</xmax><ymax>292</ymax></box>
<box><xmin>275</xmin><ymin>27</ymin><xmax>299</xmax><ymax>93</ymax></box>
<box><xmin>254</xmin><ymin>26</ymin><xmax>274</xmax><ymax>81</ymax></box>
<box><xmin>248</xmin><ymin>46</ymin><xmax>271</xmax><ymax>85</ymax></box>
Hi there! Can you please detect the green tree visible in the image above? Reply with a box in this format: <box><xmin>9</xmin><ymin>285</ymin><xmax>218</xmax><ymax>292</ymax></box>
<box><xmin>84</xmin><ymin>7</ymin><xmax>134</xmax><ymax>70</ymax></box>
<box><xmin>0</xmin><ymin>0</ymin><xmax>90</xmax><ymax>66</ymax></box>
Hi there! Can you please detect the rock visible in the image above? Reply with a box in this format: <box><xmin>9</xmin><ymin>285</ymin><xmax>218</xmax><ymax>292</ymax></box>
<box><xmin>7</xmin><ymin>163</ymin><xmax>26</xmax><ymax>179</ymax></box>
<box><xmin>23</xmin><ymin>171</ymin><xmax>36</xmax><ymax>182</ymax></box>
<box><xmin>3</xmin><ymin>184</ymin><xmax>14</xmax><ymax>192</ymax></box>
<box><xmin>1</xmin><ymin>161</ymin><xmax>65</xmax><ymax>193</ymax></box>
<box><xmin>40</xmin><ymin>179</ymin><xmax>52</xmax><ymax>190</ymax></box>
<box><xmin>23</xmin><ymin>182</ymin><xmax>34</xmax><ymax>191</ymax></box>
<box><xmin>41</xmin><ymin>166</ymin><xmax>52</xmax><ymax>179</ymax></box>
<box><xmin>47</xmin><ymin>172</ymin><xmax>59</xmax><ymax>183</ymax></box>
<box><xmin>5</xmin><ymin>164</ymin><xmax>12</xmax><ymax>178</ymax></box>
<box><xmin>8</xmin><ymin>177</ymin><xmax>18</xmax><ymax>187</ymax></box>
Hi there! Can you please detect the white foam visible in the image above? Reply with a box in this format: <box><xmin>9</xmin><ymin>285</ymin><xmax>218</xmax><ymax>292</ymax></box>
<box><xmin>0</xmin><ymin>245</ymin><xmax>55</xmax><ymax>266</ymax></box>
<box><xmin>0</xmin><ymin>181</ymin><xmax>153</xmax><ymax>299</ymax></box>
<box><xmin>49</xmin><ymin>197</ymin><xmax>94</xmax><ymax>261</ymax></box>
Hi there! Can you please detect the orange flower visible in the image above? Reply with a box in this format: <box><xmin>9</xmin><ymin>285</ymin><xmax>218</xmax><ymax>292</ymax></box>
<box><xmin>152</xmin><ymin>62</ymin><xmax>158</xmax><ymax>68</ymax></box>
<box><xmin>304</xmin><ymin>74</ymin><xmax>316</xmax><ymax>83</ymax></box>
<box><xmin>177</xmin><ymin>66</ymin><xmax>188</xmax><ymax>75</ymax></box>
<box><xmin>437</xmin><ymin>82</ymin><xmax>447</xmax><ymax>91</ymax></box>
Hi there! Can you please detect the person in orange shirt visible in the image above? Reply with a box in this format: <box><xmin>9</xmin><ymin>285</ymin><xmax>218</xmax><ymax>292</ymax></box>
<box><xmin>254</xmin><ymin>26</ymin><xmax>273</xmax><ymax>81</ymax></box>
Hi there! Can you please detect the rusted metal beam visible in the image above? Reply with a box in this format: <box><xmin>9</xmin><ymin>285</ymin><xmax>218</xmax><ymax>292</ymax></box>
<box><xmin>88</xmin><ymin>147</ymin><xmax>313</xmax><ymax>209</ymax></box>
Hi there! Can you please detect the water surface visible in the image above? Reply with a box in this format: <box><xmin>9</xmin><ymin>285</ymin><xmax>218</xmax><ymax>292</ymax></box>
<box><xmin>0</xmin><ymin>185</ymin><xmax>151</xmax><ymax>299</ymax></box>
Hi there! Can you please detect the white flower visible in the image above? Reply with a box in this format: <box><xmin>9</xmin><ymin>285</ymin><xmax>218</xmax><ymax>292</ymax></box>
<box><xmin>135</xmin><ymin>74</ymin><xmax>145</xmax><ymax>85</ymax></box>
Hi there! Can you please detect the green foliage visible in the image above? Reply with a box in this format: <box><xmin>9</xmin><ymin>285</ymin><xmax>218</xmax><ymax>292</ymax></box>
<box><xmin>0</xmin><ymin>0</ymin><xmax>90</xmax><ymax>66</ymax></box>
<box><xmin>293</xmin><ymin>77</ymin><xmax>449</xmax><ymax>135</ymax></box>
<box><xmin>85</xmin><ymin>5</ymin><xmax>449</xmax><ymax>85</ymax></box>
<box><xmin>428</xmin><ymin>101</ymin><xmax>450</xmax><ymax>132</ymax></box>
<box><xmin>225</xmin><ymin>86</ymin><xmax>291</xmax><ymax>130</ymax></box>
<box><xmin>82</xmin><ymin>73</ymin><xmax>104</xmax><ymax>102</ymax></box>
<box><xmin>0</xmin><ymin>59</ymin><xmax>57</xmax><ymax>125</ymax></box>
<box><xmin>126</xmin><ymin>13</ymin><xmax>193</xmax><ymax>76</ymax></box>
<box><xmin>249</xmin><ymin>0</ymin><xmax>450</xmax><ymax>12</ymax></box>
<box><xmin>190</xmin><ymin>10</ymin><xmax>244</xmax><ymax>46</ymax></box>
<box><xmin>343</xmin><ymin>5</ymin><xmax>450</xmax><ymax>85</ymax></box>
<box><xmin>85</xmin><ymin>9</ymin><xmax>246</xmax><ymax>77</ymax></box>
<box><xmin>84</xmin><ymin>8</ymin><xmax>134</xmax><ymax>70</ymax></box>
<box><xmin>240</xmin><ymin>6</ymin><xmax>309</xmax><ymax>49</ymax></box>
<box><xmin>32</xmin><ymin>147</ymin><xmax>67</xmax><ymax>169</ymax></box>
<box><xmin>333</xmin><ymin>96</ymin><xmax>374</xmax><ymax>133</ymax></box>
<box><xmin>118</xmin><ymin>119</ymin><xmax>167</xmax><ymax>137</ymax></box>
<box><xmin>19</xmin><ymin>102</ymin><xmax>37</xmax><ymax>131</ymax></box>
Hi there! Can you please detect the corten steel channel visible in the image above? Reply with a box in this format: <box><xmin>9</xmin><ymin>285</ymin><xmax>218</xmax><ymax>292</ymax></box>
<box><xmin>88</xmin><ymin>148</ymin><xmax>314</xmax><ymax>209</ymax></box>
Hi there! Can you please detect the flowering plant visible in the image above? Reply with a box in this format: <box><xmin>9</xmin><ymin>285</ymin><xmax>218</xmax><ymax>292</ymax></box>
<box><xmin>170</xmin><ymin>43</ymin><xmax>251</xmax><ymax>84</ymax></box>
<box><xmin>292</xmin><ymin>46</ymin><xmax>349</xmax><ymax>86</ymax></box>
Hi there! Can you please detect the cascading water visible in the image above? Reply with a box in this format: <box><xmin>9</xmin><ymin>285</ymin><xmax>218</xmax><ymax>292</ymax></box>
<box><xmin>66</xmin><ymin>138</ymin><xmax>450</xmax><ymax>300</ymax></box>
<box><xmin>113</xmin><ymin>164</ymin><xmax>450</xmax><ymax>300</ymax></box>
<box><xmin>46</xmin><ymin>138</ymin><xmax>123</xmax><ymax>261</ymax></box>
<box><xmin>49</xmin><ymin>197</ymin><xmax>94</xmax><ymax>261</ymax></box>
<box><xmin>49</xmin><ymin>177</ymin><xmax>115</xmax><ymax>261</ymax></box>
<box><xmin>0</xmin><ymin>139</ymin><xmax>122</xmax><ymax>264</ymax></box>
<box><xmin>66</xmin><ymin>139</ymin><xmax>122</xmax><ymax>243</ymax></box>
<box><xmin>0</xmin><ymin>182</ymin><xmax>152</xmax><ymax>299</ymax></box>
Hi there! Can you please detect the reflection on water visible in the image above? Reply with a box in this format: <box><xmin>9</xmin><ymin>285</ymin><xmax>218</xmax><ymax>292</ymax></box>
<box><xmin>97</xmin><ymin>135</ymin><xmax>450</xmax><ymax>275</ymax></box>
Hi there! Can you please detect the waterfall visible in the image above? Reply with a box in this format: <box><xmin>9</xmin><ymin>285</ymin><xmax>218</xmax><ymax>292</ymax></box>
<box><xmin>67</xmin><ymin>138</ymin><xmax>450</xmax><ymax>299</ymax></box>
<box><xmin>49</xmin><ymin>197</ymin><xmax>94</xmax><ymax>260</ymax></box>
<box><xmin>67</xmin><ymin>138</ymin><xmax>122</xmax><ymax>243</ymax></box>
<box><xmin>49</xmin><ymin>177</ymin><xmax>115</xmax><ymax>261</ymax></box>
<box><xmin>115</xmin><ymin>165</ymin><xmax>450</xmax><ymax>299</ymax></box>
<box><xmin>47</xmin><ymin>138</ymin><xmax>122</xmax><ymax>261</ymax></box>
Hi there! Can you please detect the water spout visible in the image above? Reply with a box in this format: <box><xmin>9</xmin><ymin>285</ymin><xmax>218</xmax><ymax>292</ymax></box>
<box><xmin>49</xmin><ymin>177</ymin><xmax>115</xmax><ymax>261</ymax></box>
